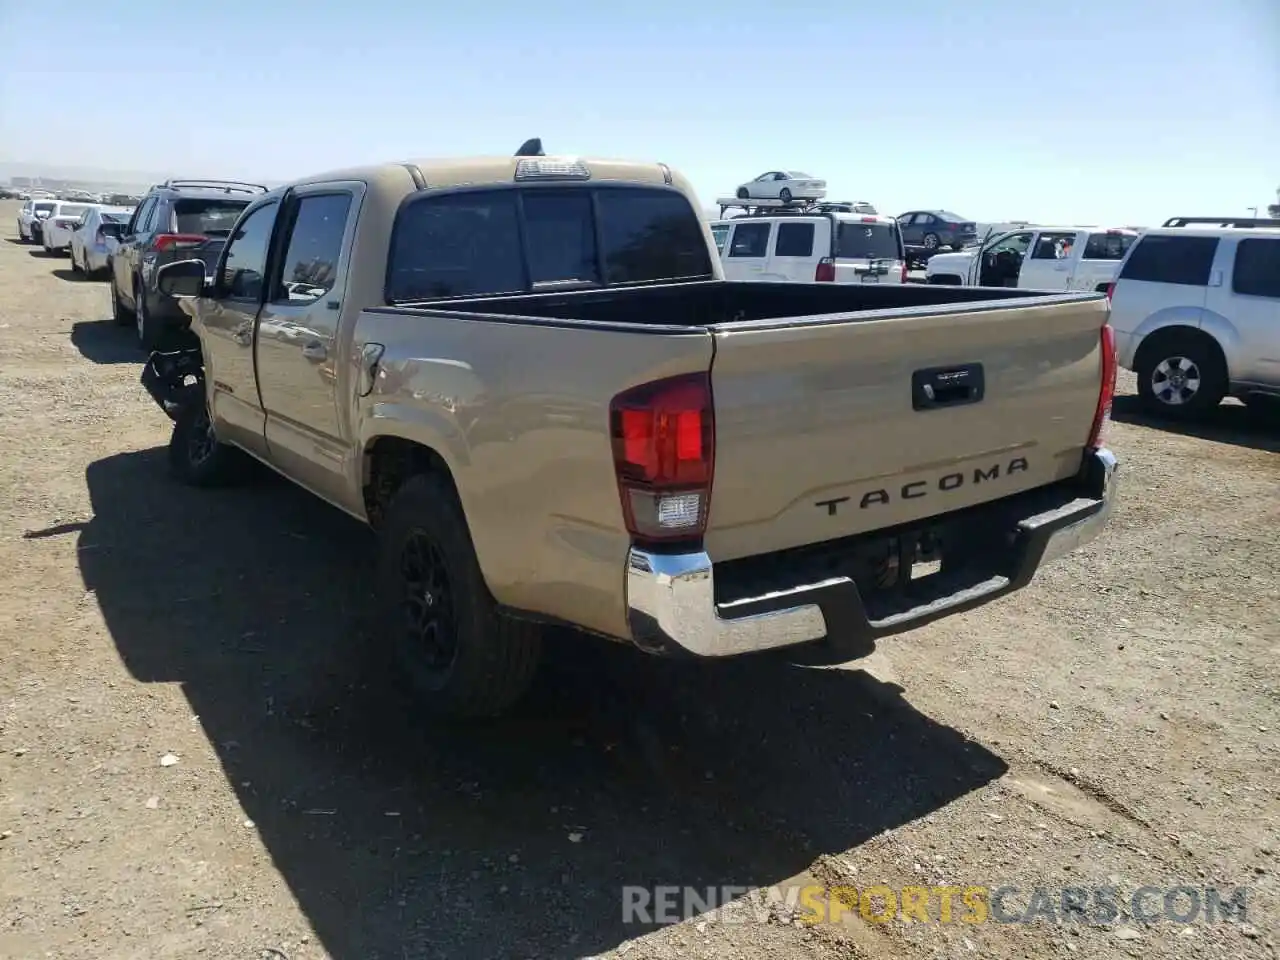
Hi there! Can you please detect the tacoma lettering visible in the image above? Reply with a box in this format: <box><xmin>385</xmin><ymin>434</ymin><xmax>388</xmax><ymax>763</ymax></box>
<box><xmin>816</xmin><ymin>458</ymin><xmax>1030</xmax><ymax>515</ymax></box>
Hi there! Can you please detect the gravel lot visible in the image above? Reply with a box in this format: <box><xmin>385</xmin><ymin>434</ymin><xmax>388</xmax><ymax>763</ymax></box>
<box><xmin>0</xmin><ymin>198</ymin><xmax>1276</xmax><ymax>960</ymax></box>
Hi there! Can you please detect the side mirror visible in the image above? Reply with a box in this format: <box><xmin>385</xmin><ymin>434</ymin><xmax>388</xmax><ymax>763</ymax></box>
<box><xmin>157</xmin><ymin>259</ymin><xmax>207</xmax><ymax>298</ymax></box>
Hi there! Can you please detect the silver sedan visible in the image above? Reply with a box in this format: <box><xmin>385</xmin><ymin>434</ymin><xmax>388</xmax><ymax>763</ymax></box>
<box><xmin>70</xmin><ymin>206</ymin><xmax>134</xmax><ymax>278</ymax></box>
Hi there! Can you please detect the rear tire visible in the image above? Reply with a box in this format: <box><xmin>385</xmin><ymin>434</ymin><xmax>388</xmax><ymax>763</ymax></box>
<box><xmin>135</xmin><ymin>281</ymin><xmax>161</xmax><ymax>350</ymax></box>
<box><xmin>168</xmin><ymin>400</ymin><xmax>247</xmax><ymax>487</ymax></box>
<box><xmin>377</xmin><ymin>473</ymin><xmax>542</xmax><ymax>718</ymax></box>
<box><xmin>111</xmin><ymin>277</ymin><xmax>135</xmax><ymax>327</ymax></box>
<box><xmin>1135</xmin><ymin>332</ymin><xmax>1227</xmax><ymax>420</ymax></box>
<box><xmin>779</xmin><ymin>188</ymin><xmax>793</xmax><ymax>203</ymax></box>
<box><xmin>735</xmin><ymin>187</ymin><xmax>748</xmax><ymax>199</ymax></box>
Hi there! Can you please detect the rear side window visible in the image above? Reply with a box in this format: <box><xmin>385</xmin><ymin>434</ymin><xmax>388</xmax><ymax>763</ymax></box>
<box><xmin>174</xmin><ymin>198</ymin><xmax>252</xmax><ymax>236</ymax></box>
<box><xmin>1083</xmin><ymin>233</ymin><xmax>1135</xmax><ymax>260</ymax></box>
<box><xmin>835</xmin><ymin>222</ymin><xmax>901</xmax><ymax>260</ymax></box>
<box><xmin>710</xmin><ymin>223</ymin><xmax>730</xmax><ymax>253</ymax></box>
<box><xmin>1119</xmin><ymin>235</ymin><xmax>1218</xmax><ymax>286</ymax></box>
<box><xmin>774</xmin><ymin>222</ymin><xmax>815</xmax><ymax>257</ymax></box>
<box><xmin>386</xmin><ymin>186</ymin><xmax>713</xmax><ymax>302</ymax></box>
<box><xmin>1232</xmin><ymin>238</ymin><xmax>1280</xmax><ymax>298</ymax></box>
<box><xmin>728</xmin><ymin>222</ymin><xmax>770</xmax><ymax>258</ymax></box>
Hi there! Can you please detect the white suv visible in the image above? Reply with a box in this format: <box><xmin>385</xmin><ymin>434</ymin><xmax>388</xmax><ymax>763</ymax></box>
<box><xmin>1109</xmin><ymin>227</ymin><xmax>1280</xmax><ymax>419</ymax></box>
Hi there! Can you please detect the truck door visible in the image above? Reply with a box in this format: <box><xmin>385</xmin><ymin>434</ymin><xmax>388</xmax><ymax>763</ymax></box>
<box><xmin>194</xmin><ymin>196</ymin><xmax>281</xmax><ymax>458</ymax></box>
<box><xmin>767</xmin><ymin>219</ymin><xmax>820</xmax><ymax>282</ymax></box>
<box><xmin>254</xmin><ymin>183</ymin><xmax>363</xmax><ymax>511</ymax></box>
<box><xmin>722</xmin><ymin>220</ymin><xmax>772</xmax><ymax>281</ymax></box>
<box><xmin>1018</xmin><ymin>231</ymin><xmax>1079</xmax><ymax>290</ymax></box>
<box><xmin>974</xmin><ymin>230</ymin><xmax>1035</xmax><ymax>286</ymax></box>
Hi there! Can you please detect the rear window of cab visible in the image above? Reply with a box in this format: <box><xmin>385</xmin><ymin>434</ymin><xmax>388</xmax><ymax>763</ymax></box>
<box><xmin>385</xmin><ymin>185</ymin><xmax>715</xmax><ymax>302</ymax></box>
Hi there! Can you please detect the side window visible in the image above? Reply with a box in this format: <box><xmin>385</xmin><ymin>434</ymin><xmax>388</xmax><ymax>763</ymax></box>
<box><xmin>710</xmin><ymin>223</ymin><xmax>730</xmax><ymax>253</ymax></box>
<box><xmin>1119</xmin><ymin>235</ymin><xmax>1219</xmax><ymax>286</ymax></box>
<box><xmin>219</xmin><ymin>201</ymin><xmax>279</xmax><ymax>301</ymax></box>
<box><xmin>913</xmin><ymin>213</ymin><xmax>934</xmax><ymax>226</ymax></box>
<box><xmin>1032</xmin><ymin>232</ymin><xmax>1077</xmax><ymax>260</ymax></box>
<box><xmin>272</xmin><ymin>193</ymin><xmax>353</xmax><ymax>304</ymax></box>
<box><xmin>387</xmin><ymin>190</ymin><xmax>524</xmax><ymax>301</ymax></box>
<box><xmin>728</xmin><ymin>222</ymin><xmax>771</xmax><ymax>258</ymax></box>
<box><xmin>774</xmin><ymin>222</ymin><xmax>815</xmax><ymax>257</ymax></box>
<box><xmin>1232</xmin><ymin>238</ymin><xmax>1280</xmax><ymax>298</ymax></box>
<box><xmin>1083</xmin><ymin>233</ymin><xmax>1135</xmax><ymax>260</ymax></box>
<box><xmin>989</xmin><ymin>231</ymin><xmax>1034</xmax><ymax>257</ymax></box>
<box><xmin>127</xmin><ymin>197</ymin><xmax>153</xmax><ymax>235</ymax></box>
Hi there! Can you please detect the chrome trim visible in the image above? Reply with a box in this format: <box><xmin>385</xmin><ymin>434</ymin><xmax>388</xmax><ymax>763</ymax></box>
<box><xmin>625</xmin><ymin>550</ymin><xmax>828</xmax><ymax>657</ymax></box>
<box><xmin>1039</xmin><ymin>447</ymin><xmax>1118</xmax><ymax>566</ymax></box>
<box><xmin>624</xmin><ymin>447</ymin><xmax>1118</xmax><ymax>659</ymax></box>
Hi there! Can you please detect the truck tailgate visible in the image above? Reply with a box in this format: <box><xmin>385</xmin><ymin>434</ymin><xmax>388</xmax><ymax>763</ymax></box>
<box><xmin>704</xmin><ymin>296</ymin><xmax>1109</xmax><ymax>561</ymax></box>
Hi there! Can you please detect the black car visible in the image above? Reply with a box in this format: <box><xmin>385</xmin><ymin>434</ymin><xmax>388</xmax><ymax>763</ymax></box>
<box><xmin>896</xmin><ymin>210</ymin><xmax>978</xmax><ymax>252</ymax></box>
<box><xmin>108</xmin><ymin>178</ymin><xmax>266</xmax><ymax>349</ymax></box>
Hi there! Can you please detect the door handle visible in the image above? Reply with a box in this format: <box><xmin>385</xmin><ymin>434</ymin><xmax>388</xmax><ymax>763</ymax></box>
<box><xmin>302</xmin><ymin>340</ymin><xmax>328</xmax><ymax>362</ymax></box>
<box><xmin>358</xmin><ymin>342</ymin><xmax>385</xmax><ymax>397</ymax></box>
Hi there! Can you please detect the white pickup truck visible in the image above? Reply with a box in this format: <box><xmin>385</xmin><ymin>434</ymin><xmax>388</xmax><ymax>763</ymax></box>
<box><xmin>926</xmin><ymin>226</ymin><xmax>1139</xmax><ymax>292</ymax></box>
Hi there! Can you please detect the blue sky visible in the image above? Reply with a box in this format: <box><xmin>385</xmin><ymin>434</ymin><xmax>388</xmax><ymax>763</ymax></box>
<box><xmin>2</xmin><ymin>0</ymin><xmax>1276</xmax><ymax>224</ymax></box>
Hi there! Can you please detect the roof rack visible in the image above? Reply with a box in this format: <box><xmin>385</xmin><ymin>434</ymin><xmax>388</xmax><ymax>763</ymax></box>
<box><xmin>715</xmin><ymin>197</ymin><xmax>838</xmax><ymax>218</ymax></box>
<box><xmin>161</xmin><ymin>178</ymin><xmax>268</xmax><ymax>195</ymax></box>
<box><xmin>1162</xmin><ymin>215</ymin><xmax>1280</xmax><ymax>229</ymax></box>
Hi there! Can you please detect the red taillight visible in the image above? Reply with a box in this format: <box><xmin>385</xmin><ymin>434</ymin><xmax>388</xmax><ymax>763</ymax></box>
<box><xmin>1087</xmin><ymin>325</ymin><xmax>1117</xmax><ymax>449</ymax></box>
<box><xmin>153</xmin><ymin>233</ymin><xmax>205</xmax><ymax>252</ymax></box>
<box><xmin>1104</xmin><ymin>282</ymin><xmax>1115</xmax><ymax>301</ymax></box>
<box><xmin>814</xmin><ymin>258</ymin><xmax>835</xmax><ymax>282</ymax></box>
<box><xmin>609</xmin><ymin>372</ymin><xmax>714</xmax><ymax>542</ymax></box>
<box><xmin>900</xmin><ymin>262</ymin><xmax>909</xmax><ymax>284</ymax></box>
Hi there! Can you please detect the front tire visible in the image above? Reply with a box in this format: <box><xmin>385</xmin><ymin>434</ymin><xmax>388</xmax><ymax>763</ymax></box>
<box><xmin>779</xmin><ymin>188</ymin><xmax>793</xmax><ymax>203</ymax></box>
<box><xmin>168</xmin><ymin>400</ymin><xmax>246</xmax><ymax>487</ymax></box>
<box><xmin>1135</xmin><ymin>332</ymin><xmax>1227</xmax><ymax>420</ymax></box>
<box><xmin>923</xmin><ymin>232</ymin><xmax>941</xmax><ymax>250</ymax></box>
<box><xmin>735</xmin><ymin>187</ymin><xmax>749</xmax><ymax>199</ymax></box>
<box><xmin>377</xmin><ymin>473</ymin><xmax>542</xmax><ymax>718</ymax></box>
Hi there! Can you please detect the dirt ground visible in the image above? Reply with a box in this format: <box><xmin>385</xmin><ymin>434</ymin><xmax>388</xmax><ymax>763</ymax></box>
<box><xmin>0</xmin><ymin>198</ymin><xmax>1276</xmax><ymax>960</ymax></box>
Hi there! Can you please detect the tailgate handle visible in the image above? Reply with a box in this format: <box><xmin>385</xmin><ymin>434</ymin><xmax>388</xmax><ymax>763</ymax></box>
<box><xmin>912</xmin><ymin>363</ymin><xmax>985</xmax><ymax>410</ymax></box>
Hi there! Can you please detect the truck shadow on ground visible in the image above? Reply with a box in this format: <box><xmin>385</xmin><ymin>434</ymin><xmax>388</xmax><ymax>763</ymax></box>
<box><xmin>74</xmin><ymin>448</ymin><xmax>1007</xmax><ymax>960</ymax></box>
<box><xmin>70</xmin><ymin>320</ymin><xmax>139</xmax><ymax>365</ymax></box>
<box><xmin>1111</xmin><ymin>394</ymin><xmax>1280</xmax><ymax>454</ymax></box>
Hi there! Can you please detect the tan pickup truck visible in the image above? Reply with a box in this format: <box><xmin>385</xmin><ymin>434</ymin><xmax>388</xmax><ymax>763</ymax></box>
<box><xmin>141</xmin><ymin>144</ymin><xmax>1119</xmax><ymax>717</ymax></box>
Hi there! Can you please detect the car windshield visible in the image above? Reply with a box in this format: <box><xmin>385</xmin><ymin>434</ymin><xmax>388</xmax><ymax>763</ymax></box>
<box><xmin>936</xmin><ymin>211</ymin><xmax>966</xmax><ymax>222</ymax></box>
<box><xmin>787</xmin><ymin>171</ymin><xmax>814</xmax><ymax>179</ymax></box>
<box><xmin>102</xmin><ymin>212</ymin><xmax>131</xmax><ymax>224</ymax></box>
<box><xmin>59</xmin><ymin>204</ymin><xmax>90</xmax><ymax>218</ymax></box>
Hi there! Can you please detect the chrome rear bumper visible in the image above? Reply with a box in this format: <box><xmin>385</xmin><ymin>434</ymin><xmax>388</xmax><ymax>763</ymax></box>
<box><xmin>625</xmin><ymin>447</ymin><xmax>1118</xmax><ymax>659</ymax></box>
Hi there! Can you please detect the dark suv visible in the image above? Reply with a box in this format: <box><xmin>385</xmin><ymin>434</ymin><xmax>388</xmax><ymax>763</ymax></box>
<box><xmin>109</xmin><ymin>179</ymin><xmax>266</xmax><ymax>349</ymax></box>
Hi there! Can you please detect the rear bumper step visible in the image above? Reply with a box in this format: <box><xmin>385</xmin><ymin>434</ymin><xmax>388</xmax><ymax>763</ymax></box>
<box><xmin>625</xmin><ymin>447</ymin><xmax>1118</xmax><ymax>658</ymax></box>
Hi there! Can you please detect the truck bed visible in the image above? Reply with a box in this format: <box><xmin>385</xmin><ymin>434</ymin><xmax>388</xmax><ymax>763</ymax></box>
<box><xmin>384</xmin><ymin>278</ymin><xmax>1082</xmax><ymax>330</ymax></box>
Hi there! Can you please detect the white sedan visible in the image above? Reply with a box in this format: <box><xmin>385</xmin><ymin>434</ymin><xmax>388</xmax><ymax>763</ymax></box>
<box><xmin>734</xmin><ymin>171</ymin><xmax>827</xmax><ymax>203</ymax></box>
<box><xmin>70</xmin><ymin>206</ymin><xmax>134</xmax><ymax>277</ymax></box>
<box><xmin>40</xmin><ymin>201</ymin><xmax>97</xmax><ymax>254</ymax></box>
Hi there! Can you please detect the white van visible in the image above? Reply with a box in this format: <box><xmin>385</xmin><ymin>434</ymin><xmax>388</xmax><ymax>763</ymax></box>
<box><xmin>712</xmin><ymin>212</ymin><xmax>908</xmax><ymax>285</ymax></box>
